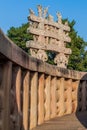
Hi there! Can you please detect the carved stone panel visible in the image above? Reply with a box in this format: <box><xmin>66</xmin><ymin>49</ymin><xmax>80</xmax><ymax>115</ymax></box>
<box><xmin>26</xmin><ymin>5</ymin><xmax>72</xmax><ymax>68</ymax></box>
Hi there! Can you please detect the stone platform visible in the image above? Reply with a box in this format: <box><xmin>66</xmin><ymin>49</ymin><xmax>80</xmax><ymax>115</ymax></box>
<box><xmin>32</xmin><ymin>111</ymin><xmax>87</xmax><ymax>130</ymax></box>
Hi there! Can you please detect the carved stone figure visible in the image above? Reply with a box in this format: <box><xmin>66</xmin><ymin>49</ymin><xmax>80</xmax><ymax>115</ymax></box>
<box><xmin>48</xmin><ymin>15</ymin><xmax>53</xmax><ymax>21</ymax></box>
<box><xmin>30</xmin><ymin>49</ymin><xmax>38</xmax><ymax>58</ymax></box>
<box><xmin>30</xmin><ymin>48</ymin><xmax>48</xmax><ymax>62</ymax></box>
<box><xmin>43</xmin><ymin>7</ymin><xmax>48</xmax><ymax>18</ymax></box>
<box><xmin>37</xmin><ymin>50</ymin><xmax>48</xmax><ymax>61</ymax></box>
<box><xmin>57</xmin><ymin>12</ymin><xmax>62</xmax><ymax>24</ymax></box>
<box><xmin>54</xmin><ymin>53</ymin><xmax>68</xmax><ymax>68</ymax></box>
<box><xmin>37</xmin><ymin>5</ymin><xmax>42</xmax><ymax>17</ymax></box>
<box><xmin>29</xmin><ymin>9</ymin><xmax>35</xmax><ymax>15</ymax></box>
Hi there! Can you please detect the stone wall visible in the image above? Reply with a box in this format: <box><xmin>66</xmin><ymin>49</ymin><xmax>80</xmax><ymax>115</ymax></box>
<box><xmin>0</xmin><ymin>29</ymin><xmax>87</xmax><ymax>130</ymax></box>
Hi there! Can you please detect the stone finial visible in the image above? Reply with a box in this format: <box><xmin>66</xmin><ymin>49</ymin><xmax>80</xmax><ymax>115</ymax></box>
<box><xmin>48</xmin><ymin>15</ymin><xmax>54</xmax><ymax>21</ymax></box>
<box><xmin>37</xmin><ymin>5</ymin><xmax>42</xmax><ymax>17</ymax></box>
<box><xmin>29</xmin><ymin>9</ymin><xmax>35</xmax><ymax>15</ymax></box>
<box><xmin>43</xmin><ymin>7</ymin><xmax>48</xmax><ymax>18</ymax></box>
<box><xmin>56</xmin><ymin>12</ymin><xmax>62</xmax><ymax>24</ymax></box>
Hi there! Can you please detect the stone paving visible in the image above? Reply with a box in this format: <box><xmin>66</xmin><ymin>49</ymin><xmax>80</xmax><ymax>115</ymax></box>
<box><xmin>32</xmin><ymin>111</ymin><xmax>87</xmax><ymax>130</ymax></box>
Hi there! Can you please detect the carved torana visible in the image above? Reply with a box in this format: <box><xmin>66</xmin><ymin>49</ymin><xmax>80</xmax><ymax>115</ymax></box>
<box><xmin>26</xmin><ymin>5</ymin><xmax>72</xmax><ymax>68</ymax></box>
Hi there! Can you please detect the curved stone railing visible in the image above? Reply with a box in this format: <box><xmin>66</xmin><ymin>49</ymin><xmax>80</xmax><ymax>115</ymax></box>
<box><xmin>0</xmin><ymin>29</ymin><xmax>87</xmax><ymax>130</ymax></box>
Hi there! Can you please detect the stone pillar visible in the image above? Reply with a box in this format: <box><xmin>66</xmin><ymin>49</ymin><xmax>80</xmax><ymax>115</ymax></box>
<box><xmin>2</xmin><ymin>61</ymin><xmax>12</xmax><ymax>130</ymax></box>
<box><xmin>10</xmin><ymin>66</ymin><xmax>23</xmax><ymax>130</ymax></box>
<box><xmin>72</xmin><ymin>80</ymin><xmax>79</xmax><ymax>113</ymax></box>
<box><xmin>23</xmin><ymin>71</ymin><xmax>30</xmax><ymax>130</ymax></box>
<box><xmin>81</xmin><ymin>81</ymin><xmax>86</xmax><ymax>111</ymax></box>
<box><xmin>58</xmin><ymin>78</ymin><xmax>65</xmax><ymax>116</ymax></box>
<box><xmin>56</xmin><ymin>78</ymin><xmax>61</xmax><ymax>116</ymax></box>
<box><xmin>15</xmin><ymin>67</ymin><xmax>22</xmax><ymax>130</ymax></box>
<box><xmin>44</xmin><ymin>76</ymin><xmax>51</xmax><ymax>121</ymax></box>
<box><xmin>64</xmin><ymin>79</ymin><xmax>72</xmax><ymax>114</ymax></box>
<box><xmin>38</xmin><ymin>74</ymin><xmax>45</xmax><ymax>125</ymax></box>
<box><xmin>51</xmin><ymin>77</ymin><xmax>57</xmax><ymax>118</ymax></box>
<box><xmin>30</xmin><ymin>72</ymin><xmax>38</xmax><ymax>129</ymax></box>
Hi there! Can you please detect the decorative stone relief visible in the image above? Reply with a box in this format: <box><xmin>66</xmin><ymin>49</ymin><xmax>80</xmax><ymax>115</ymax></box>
<box><xmin>37</xmin><ymin>50</ymin><xmax>48</xmax><ymax>61</ymax></box>
<box><xmin>30</xmin><ymin>49</ymin><xmax>48</xmax><ymax>62</ymax></box>
<box><xmin>27</xmin><ymin>5</ymin><xmax>72</xmax><ymax>68</ymax></box>
<box><xmin>29</xmin><ymin>9</ymin><xmax>35</xmax><ymax>16</ymax></box>
<box><xmin>54</xmin><ymin>53</ymin><xmax>68</xmax><ymax>68</ymax></box>
<box><xmin>48</xmin><ymin>15</ymin><xmax>54</xmax><ymax>21</ymax></box>
<box><xmin>57</xmin><ymin>12</ymin><xmax>62</xmax><ymax>24</ymax></box>
<box><xmin>37</xmin><ymin>5</ymin><xmax>42</xmax><ymax>17</ymax></box>
<box><xmin>43</xmin><ymin>7</ymin><xmax>48</xmax><ymax>18</ymax></box>
<box><xmin>30</xmin><ymin>48</ymin><xmax>38</xmax><ymax>58</ymax></box>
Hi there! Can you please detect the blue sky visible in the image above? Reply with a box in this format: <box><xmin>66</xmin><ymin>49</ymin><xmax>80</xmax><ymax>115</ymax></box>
<box><xmin>0</xmin><ymin>0</ymin><xmax>87</xmax><ymax>41</ymax></box>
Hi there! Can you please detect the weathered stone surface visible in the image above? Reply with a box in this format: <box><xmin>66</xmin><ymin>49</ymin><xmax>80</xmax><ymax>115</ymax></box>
<box><xmin>30</xmin><ymin>72</ymin><xmax>38</xmax><ymax>129</ymax></box>
<box><xmin>26</xmin><ymin>41</ymin><xmax>71</xmax><ymax>54</ymax></box>
<box><xmin>0</xmin><ymin>29</ymin><xmax>86</xmax><ymax>80</ymax></box>
<box><xmin>27</xmin><ymin>27</ymin><xmax>71</xmax><ymax>42</ymax></box>
<box><xmin>44</xmin><ymin>76</ymin><xmax>51</xmax><ymax>121</ymax></box>
<box><xmin>23</xmin><ymin>71</ymin><xmax>30</xmax><ymax>130</ymax></box>
<box><xmin>27</xmin><ymin>5</ymin><xmax>72</xmax><ymax>68</ymax></box>
<box><xmin>28</xmin><ymin>14</ymin><xmax>70</xmax><ymax>31</ymax></box>
<box><xmin>32</xmin><ymin>111</ymin><xmax>87</xmax><ymax>130</ymax></box>
<box><xmin>38</xmin><ymin>74</ymin><xmax>45</xmax><ymax>125</ymax></box>
<box><xmin>1</xmin><ymin>29</ymin><xmax>87</xmax><ymax>130</ymax></box>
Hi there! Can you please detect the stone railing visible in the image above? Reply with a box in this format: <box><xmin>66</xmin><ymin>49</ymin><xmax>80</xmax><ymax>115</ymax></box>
<box><xmin>0</xmin><ymin>29</ymin><xmax>87</xmax><ymax>130</ymax></box>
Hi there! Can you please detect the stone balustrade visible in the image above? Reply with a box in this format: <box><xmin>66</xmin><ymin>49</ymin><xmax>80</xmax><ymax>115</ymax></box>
<box><xmin>0</xmin><ymin>29</ymin><xmax>87</xmax><ymax>130</ymax></box>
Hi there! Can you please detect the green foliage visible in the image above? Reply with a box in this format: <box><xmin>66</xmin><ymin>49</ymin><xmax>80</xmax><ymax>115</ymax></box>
<box><xmin>64</xmin><ymin>19</ymin><xmax>87</xmax><ymax>71</ymax></box>
<box><xmin>7</xmin><ymin>20</ymin><xmax>87</xmax><ymax>71</ymax></box>
<box><xmin>7</xmin><ymin>23</ymin><xmax>33</xmax><ymax>52</ymax></box>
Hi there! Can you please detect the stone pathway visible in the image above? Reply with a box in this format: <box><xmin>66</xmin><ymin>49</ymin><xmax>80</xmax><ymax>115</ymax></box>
<box><xmin>32</xmin><ymin>111</ymin><xmax>87</xmax><ymax>130</ymax></box>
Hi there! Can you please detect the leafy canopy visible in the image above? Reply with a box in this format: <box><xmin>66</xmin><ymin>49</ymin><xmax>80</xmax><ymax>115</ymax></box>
<box><xmin>7</xmin><ymin>23</ymin><xmax>33</xmax><ymax>52</ymax></box>
<box><xmin>7</xmin><ymin>20</ymin><xmax>87</xmax><ymax>71</ymax></box>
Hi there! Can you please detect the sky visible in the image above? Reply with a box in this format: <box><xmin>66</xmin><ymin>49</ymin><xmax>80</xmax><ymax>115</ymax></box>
<box><xmin>0</xmin><ymin>0</ymin><xmax>87</xmax><ymax>41</ymax></box>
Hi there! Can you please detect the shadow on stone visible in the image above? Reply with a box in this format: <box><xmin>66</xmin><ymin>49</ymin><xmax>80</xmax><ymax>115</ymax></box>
<box><xmin>76</xmin><ymin>73</ymin><xmax>87</xmax><ymax>129</ymax></box>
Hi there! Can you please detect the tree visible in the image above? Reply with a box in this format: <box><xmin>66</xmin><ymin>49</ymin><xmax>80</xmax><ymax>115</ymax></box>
<box><xmin>7</xmin><ymin>23</ymin><xmax>33</xmax><ymax>52</ymax></box>
<box><xmin>64</xmin><ymin>20</ymin><xmax>87</xmax><ymax>71</ymax></box>
<box><xmin>7</xmin><ymin>20</ymin><xmax>87</xmax><ymax>71</ymax></box>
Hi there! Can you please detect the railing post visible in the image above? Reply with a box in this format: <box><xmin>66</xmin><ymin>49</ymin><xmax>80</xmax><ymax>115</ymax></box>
<box><xmin>64</xmin><ymin>79</ymin><xmax>72</xmax><ymax>114</ymax></box>
<box><xmin>51</xmin><ymin>77</ymin><xmax>57</xmax><ymax>118</ymax></box>
<box><xmin>2</xmin><ymin>61</ymin><xmax>12</xmax><ymax>130</ymax></box>
<box><xmin>72</xmin><ymin>80</ymin><xmax>79</xmax><ymax>113</ymax></box>
<box><xmin>44</xmin><ymin>75</ymin><xmax>51</xmax><ymax>121</ymax></box>
<box><xmin>15</xmin><ymin>67</ymin><xmax>22</xmax><ymax>130</ymax></box>
<box><xmin>58</xmin><ymin>78</ymin><xmax>65</xmax><ymax>116</ymax></box>
<box><xmin>23</xmin><ymin>71</ymin><xmax>30</xmax><ymax>130</ymax></box>
<box><xmin>81</xmin><ymin>81</ymin><xmax>86</xmax><ymax>111</ymax></box>
<box><xmin>30</xmin><ymin>72</ymin><xmax>38</xmax><ymax>129</ymax></box>
<box><xmin>38</xmin><ymin>74</ymin><xmax>45</xmax><ymax>125</ymax></box>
